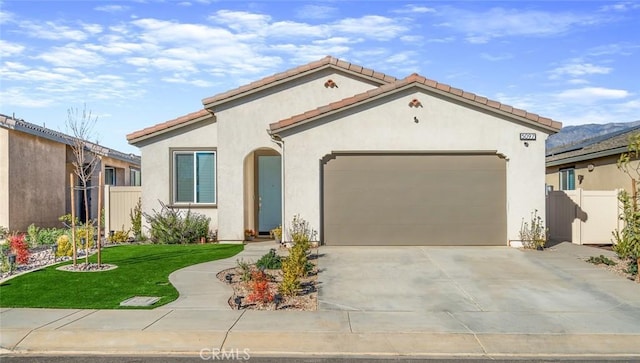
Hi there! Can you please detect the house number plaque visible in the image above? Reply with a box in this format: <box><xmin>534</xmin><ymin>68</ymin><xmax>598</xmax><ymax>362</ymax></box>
<box><xmin>519</xmin><ymin>133</ymin><xmax>536</xmax><ymax>141</ymax></box>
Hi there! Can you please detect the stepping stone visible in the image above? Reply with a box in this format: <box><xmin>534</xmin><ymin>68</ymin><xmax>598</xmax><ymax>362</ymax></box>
<box><xmin>120</xmin><ymin>296</ymin><xmax>160</xmax><ymax>307</ymax></box>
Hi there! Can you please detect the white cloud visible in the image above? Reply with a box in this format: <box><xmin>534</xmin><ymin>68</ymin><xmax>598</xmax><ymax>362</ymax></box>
<box><xmin>295</xmin><ymin>5</ymin><xmax>338</xmax><ymax>20</ymax></box>
<box><xmin>209</xmin><ymin>10</ymin><xmax>271</xmax><ymax>33</ymax></box>
<box><xmin>480</xmin><ymin>53</ymin><xmax>513</xmax><ymax>61</ymax></box>
<box><xmin>37</xmin><ymin>46</ymin><xmax>105</xmax><ymax>67</ymax></box>
<box><xmin>437</xmin><ymin>7</ymin><xmax>603</xmax><ymax>43</ymax></box>
<box><xmin>333</xmin><ymin>15</ymin><xmax>408</xmax><ymax>41</ymax></box>
<box><xmin>556</xmin><ymin>87</ymin><xmax>630</xmax><ymax>101</ymax></box>
<box><xmin>82</xmin><ymin>23</ymin><xmax>103</xmax><ymax>35</ymax></box>
<box><xmin>550</xmin><ymin>63</ymin><xmax>612</xmax><ymax>78</ymax></box>
<box><xmin>19</xmin><ymin>21</ymin><xmax>89</xmax><ymax>41</ymax></box>
<box><xmin>400</xmin><ymin>35</ymin><xmax>423</xmax><ymax>42</ymax></box>
<box><xmin>393</xmin><ymin>4</ymin><xmax>436</xmax><ymax>14</ymax></box>
<box><xmin>0</xmin><ymin>87</ymin><xmax>56</xmax><ymax>108</ymax></box>
<box><xmin>0</xmin><ymin>40</ymin><xmax>25</xmax><ymax>57</ymax></box>
<box><xmin>425</xmin><ymin>36</ymin><xmax>455</xmax><ymax>43</ymax></box>
<box><xmin>568</xmin><ymin>79</ymin><xmax>590</xmax><ymax>85</ymax></box>
<box><xmin>600</xmin><ymin>2</ymin><xmax>640</xmax><ymax>12</ymax></box>
<box><xmin>94</xmin><ymin>5</ymin><xmax>130</xmax><ymax>13</ymax></box>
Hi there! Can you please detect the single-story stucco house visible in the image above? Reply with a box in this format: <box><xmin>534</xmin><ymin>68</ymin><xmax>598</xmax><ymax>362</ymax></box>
<box><xmin>1</xmin><ymin>114</ymin><xmax>141</xmax><ymax>232</ymax></box>
<box><xmin>127</xmin><ymin>56</ymin><xmax>562</xmax><ymax>246</ymax></box>
<box><xmin>546</xmin><ymin>125</ymin><xmax>640</xmax><ymax>193</ymax></box>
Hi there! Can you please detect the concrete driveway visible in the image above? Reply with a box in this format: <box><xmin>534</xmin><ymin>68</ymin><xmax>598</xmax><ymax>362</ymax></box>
<box><xmin>317</xmin><ymin>242</ymin><xmax>640</xmax><ymax>334</ymax></box>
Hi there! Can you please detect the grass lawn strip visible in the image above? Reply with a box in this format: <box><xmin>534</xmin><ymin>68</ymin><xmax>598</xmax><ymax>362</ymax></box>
<box><xmin>0</xmin><ymin>244</ymin><xmax>243</xmax><ymax>309</ymax></box>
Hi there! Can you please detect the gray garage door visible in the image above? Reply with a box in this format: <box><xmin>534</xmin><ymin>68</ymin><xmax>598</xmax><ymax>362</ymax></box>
<box><xmin>322</xmin><ymin>153</ymin><xmax>506</xmax><ymax>246</ymax></box>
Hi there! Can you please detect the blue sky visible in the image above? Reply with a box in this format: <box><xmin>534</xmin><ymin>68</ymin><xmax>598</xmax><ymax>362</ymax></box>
<box><xmin>1</xmin><ymin>1</ymin><xmax>639</xmax><ymax>154</ymax></box>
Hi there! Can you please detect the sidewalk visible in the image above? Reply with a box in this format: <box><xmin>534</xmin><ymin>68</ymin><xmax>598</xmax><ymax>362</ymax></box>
<box><xmin>1</xmin><ymin>241</ymin><xmax>639</xmax><ymax>359</ymax></box>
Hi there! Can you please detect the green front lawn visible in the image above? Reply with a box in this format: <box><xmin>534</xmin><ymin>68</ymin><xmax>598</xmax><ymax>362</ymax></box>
<box><xmin>0</xmin><ymin>243</ymin><xmax>243</xmax><ymax>309</ymax></box>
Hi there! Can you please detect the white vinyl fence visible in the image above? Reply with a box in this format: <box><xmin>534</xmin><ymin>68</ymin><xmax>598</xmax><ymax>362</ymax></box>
<box><xmin>104</xmin><ymin>185</ymin><xmax>141</xmax><ymax>235</ymax></box>
<box><xmin>546</xmin><ymin>189</ymin><xmax>621</xmax><ymax>245</ymax></box>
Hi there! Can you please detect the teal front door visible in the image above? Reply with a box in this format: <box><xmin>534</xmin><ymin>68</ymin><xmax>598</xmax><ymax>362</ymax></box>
<box><xmin>258</xmin><ymin>155</ymin><xmax>282</xmax><ymax>234</ymax></box>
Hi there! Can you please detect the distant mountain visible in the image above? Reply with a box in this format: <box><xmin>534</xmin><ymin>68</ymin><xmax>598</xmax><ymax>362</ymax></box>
<box><xmin>546</xmin><ymin>120</ymin><xmax>640</xmax><ymax>149</ymax></box>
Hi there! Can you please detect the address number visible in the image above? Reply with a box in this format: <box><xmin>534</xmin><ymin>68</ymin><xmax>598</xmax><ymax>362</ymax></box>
<box><xmin>520</xmin><ymin>133</ymin><xmax>536</xmax><ymax>141</ymax></box>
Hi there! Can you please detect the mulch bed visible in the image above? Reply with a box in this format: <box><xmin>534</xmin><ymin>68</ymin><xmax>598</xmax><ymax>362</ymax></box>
<box><xmin>216</xmin><ymin>254</ymin><xmax>318</xmax><ymax>311</ymax></box>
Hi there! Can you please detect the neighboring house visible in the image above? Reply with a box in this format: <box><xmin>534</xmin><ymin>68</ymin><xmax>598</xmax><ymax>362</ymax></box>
<box><xmin>0</xmin><ymin>114</ymin><xmax>141</xmax><ymax>232</ymax></box>
<box><xmin>546</xmin><ymin>125</ymin><xmax>640</xmax><ymax>193</ymax></box>
<box><xmin>127</xmin><ymin>56</ymin><xmax>561</xmax><ymax>246</ymax></box>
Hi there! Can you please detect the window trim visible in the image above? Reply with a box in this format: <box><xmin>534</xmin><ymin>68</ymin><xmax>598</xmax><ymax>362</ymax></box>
<box><xmin>169</xmin><ymin>148</ymin><xmax>217</xmax><ymax>208</ymax></box>
<box><xmin>104</xmin><ymin>166</ymin><xmax>116</xmax><ymax>185</ymax></box>
<box><xmin>559</xmin><ymin>167</ymin><xmax>575</xmax><ymax>191</ymax></box>
<box><xmin>130</xmin><ymin>167</ymin><xmax>141</xmax><ymax>186</ymax></box>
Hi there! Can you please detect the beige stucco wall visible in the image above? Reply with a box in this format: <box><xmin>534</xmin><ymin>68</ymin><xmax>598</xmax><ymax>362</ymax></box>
<box><xmin>213</xmin><ymin>68</ymin><xmax>384</xmax><ymax>241</ymax></box>
<box><xmin>546</xmin><ymin>155</ymin><xmax>638</xmax><ymax>193</ymax></box>
<box><xmin>280</xmin><ymin>88</ymin><xmax>551</xmax><ymax>245</ymax></box>
<box><xmin>7</xmin><ymin>131</ymin><xmax>67</xmax><ymax>231</ymax></box>
<box><xmin>0</xmin><ymin>128</ymin><xmax>9</xmax><ymax>230</ymax></box>
<box><xmin>135</xmin><ymin>117</ymin><xmax>218</xmax><ymax>235</ymax></box>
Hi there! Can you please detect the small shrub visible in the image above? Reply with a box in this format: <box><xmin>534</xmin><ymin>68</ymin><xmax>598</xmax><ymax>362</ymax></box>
<box><xmin>37</xmin><ymin>228</ymin><xmax>66</xmax><ymax>246</ymax></box>
<box><xmin>0</xmin><ymin>244</ymin><xmax>11</xmax><ymax>272</ymax></box>
<box><xmin>109</xmin><ymin>227</ymin><xmax>130</xmax><ymax>243</ymax></box>
<box><xmin>144</xmin><ymin>201</ymin><xmax>210</xmax><ymax>244</ymax></box>
<box><xmin>289</xmin><ymin>214</ymin><xmax>317</xmax><ymax>246</ymax></box>
<box><xmin>9</xmin><ymin>234</ymin><xmax>30</xmax><ymax>265</ymax></box>
<box><xmin>625</xmin><ymin>259</ymin><xmax>639</xmax><ymax>277</ymax></box>
<box><xmin>75</xmin><ymin>226</ymin><xmax>94</xmax><ymax>249</ymax></box>
<box><xmin>519</xmin><ymin>209</ymin><xmax>547</xmax><ymax>249</ymax></box>
<box><xmin>58</xmin><ymin>213</ymin><xmax>81</xmax><ymax>227</ymax></box>
<box><xmin>236</xmin><ymin>258</ymin><xmax>252</xmax><ymax>283</ymax></box>
<box><xmin>279</xmin><ymin>255</ymin><xmax>300</xmax><ymax>297</ymax></box>
<box><xmin>270</xmin><ymin>226</ymin><xmax>282</xmax><ymax>241</ymax></box>
<box><xmin>586</xmin><ymin>255</ymin><xmax>617</xmax><ymax>266</ymax></box>
<box><xmin>130</xmin><ymin>198</ymin><xmax>143</xmax><ymax>240</ymax></box>
<box><xmin>56</xmin><ymin>234</ymin><xmax>73</xmax><ymax>257</ymax></box>
<box><xmin>256</xmin><ymin>249</ymin><xmax>282</xmax><ymax>270</ymax></box>
<box><xmin>246</xmin><ymin>269</ymin><xmax>274</xmax><ymax>304</ymax></box>
<box><xmin>27</xmin><ymin>223</ymin><xmax>40</xmax><ymax>248</ymax></box>
<box><xmin>0</xmin><ymin>225</ymin><xmax>8</xmax><ymax>240</ymax></box>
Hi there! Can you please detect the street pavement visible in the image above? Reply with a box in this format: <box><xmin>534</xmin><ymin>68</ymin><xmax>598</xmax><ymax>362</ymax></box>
<box><xmin>1</xmin><ymin>241</ymin><xmax>639</xmax><ymax>360</ymax></box>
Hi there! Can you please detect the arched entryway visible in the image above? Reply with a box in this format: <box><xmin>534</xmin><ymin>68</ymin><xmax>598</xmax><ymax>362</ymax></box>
<box><xmin>243</xmin><ymin>148</ymin><xmax>282</xmax><ymax>236</ymax></box>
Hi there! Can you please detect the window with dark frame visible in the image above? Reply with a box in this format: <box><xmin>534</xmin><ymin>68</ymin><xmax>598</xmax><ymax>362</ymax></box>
<box><xmin>173</xmin><ymin>151</ymin><xmax>216</xmax><ymax>204</ymax></box>
<box><xmin>559</xmin><ymin>168</ymin><xmax>575</xmax><ymax>190</ymax></box>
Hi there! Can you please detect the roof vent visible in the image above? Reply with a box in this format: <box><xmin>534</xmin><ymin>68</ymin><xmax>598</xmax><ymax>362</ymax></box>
<box><xmin>324</xmin><ymin>79</ymin><xmax>338</xmax><ymax>88</ymax></box>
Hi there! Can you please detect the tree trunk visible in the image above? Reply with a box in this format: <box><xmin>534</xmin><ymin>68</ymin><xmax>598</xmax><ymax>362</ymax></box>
<box><xmin>84</xmin><ymin>186</ymin><xmax>89</xmax><ymax>266</ymax></box>
<box><xmin>97</xmin><ymin>172</ymin><xmax>103</xmax><ymax>267</ymax></box>
<box><xmin>70</xmin><ymin>174</ymin><xmax>77</xmax><ymax>267</ymax></box>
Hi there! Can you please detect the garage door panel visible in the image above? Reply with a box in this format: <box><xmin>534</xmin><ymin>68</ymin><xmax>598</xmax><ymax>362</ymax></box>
<box><xmin>323</xmin><ymin>154</ymin><xmax>506</xmax><ymax>246</ymax></box>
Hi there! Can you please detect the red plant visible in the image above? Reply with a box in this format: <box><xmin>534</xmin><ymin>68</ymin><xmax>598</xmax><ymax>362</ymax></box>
<box><xmin>9</xmin><ymin>234</ymin><xmax>30</xmax><ymax>265</ymax></box>
<box><xmin>246</xmin><ymin>269</ymin><xmax>274</xmax><ymax>303</ymax></box>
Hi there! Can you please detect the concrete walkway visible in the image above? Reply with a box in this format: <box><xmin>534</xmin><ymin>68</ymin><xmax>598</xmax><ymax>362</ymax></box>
<box><xmin>1</xmin><ymin>241</ymin><xmax>639</xmax><ymax>359</ymax></box>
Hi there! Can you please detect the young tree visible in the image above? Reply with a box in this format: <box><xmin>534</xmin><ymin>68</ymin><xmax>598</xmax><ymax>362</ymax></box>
<box><xmin>66</xmin><ymin>105</ymin><xmax>102</xmax><ymax>266</ymax></box>
<box><xmin>614</xmin><ymin>133</ymin><xmax>640</xmax><ymax>281</ymax></box>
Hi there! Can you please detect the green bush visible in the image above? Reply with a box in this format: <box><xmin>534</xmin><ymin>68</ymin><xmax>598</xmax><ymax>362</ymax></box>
<box><xmin>130</xmin><ymin>198</ymin><xmax>143</xmax><ymax>241</ymax></box>
<box><xmin>236</xmin><ymin>258</ymin><xmax>252</xmax><ymax>283</ymax></box>
<box><xmin>256</xmin><ymin>249</ymin><xmax>282</xmax><ymax>270</ymax></box>
<box><xmin>279</xmin><ymin>255</ymin><xmax>300</xmax><ymax>296</ymax></box>
<box><xmin>586</xmin><ymin>255</ymin><xmax>616</xmax><ymax>266</ymax></box>
<box><xmin>37</xmin><ymin>228</ymin><xmax>66</xmax><ymax>246</ymax></box>
<box><xmin>56</xmin><ymin>234</ymin><xmax>73</xmax><ymax>257</ymax></box>
<box><xmin>27</xmin><ymin>224</ymin><xmax>40</xmax><ymax>248</ymax></box>
<box><xmin>144</xmin><ymin>201</ymin><xmax>210</xmax><ymax>244</ymax></box>
<box><xmin>109</xmin><ymin>227</ymin><xmax>130</xmax><ymax>243</ymax></box>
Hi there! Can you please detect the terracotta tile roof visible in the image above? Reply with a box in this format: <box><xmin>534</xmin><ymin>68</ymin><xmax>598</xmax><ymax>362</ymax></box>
<box><xmin>202</xmin><ymin>56</ymin><xmax>396</xmax><ymax>107</ymax></box>
<box><xmin>270</xmin><ymin>73</ymin><xmax>562</xmax><ymax>132</ymax></box>
<box><xmin>127</xmin><ymin>109</ymin><xmax>211</xmax><ymax>143</ymax></box>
